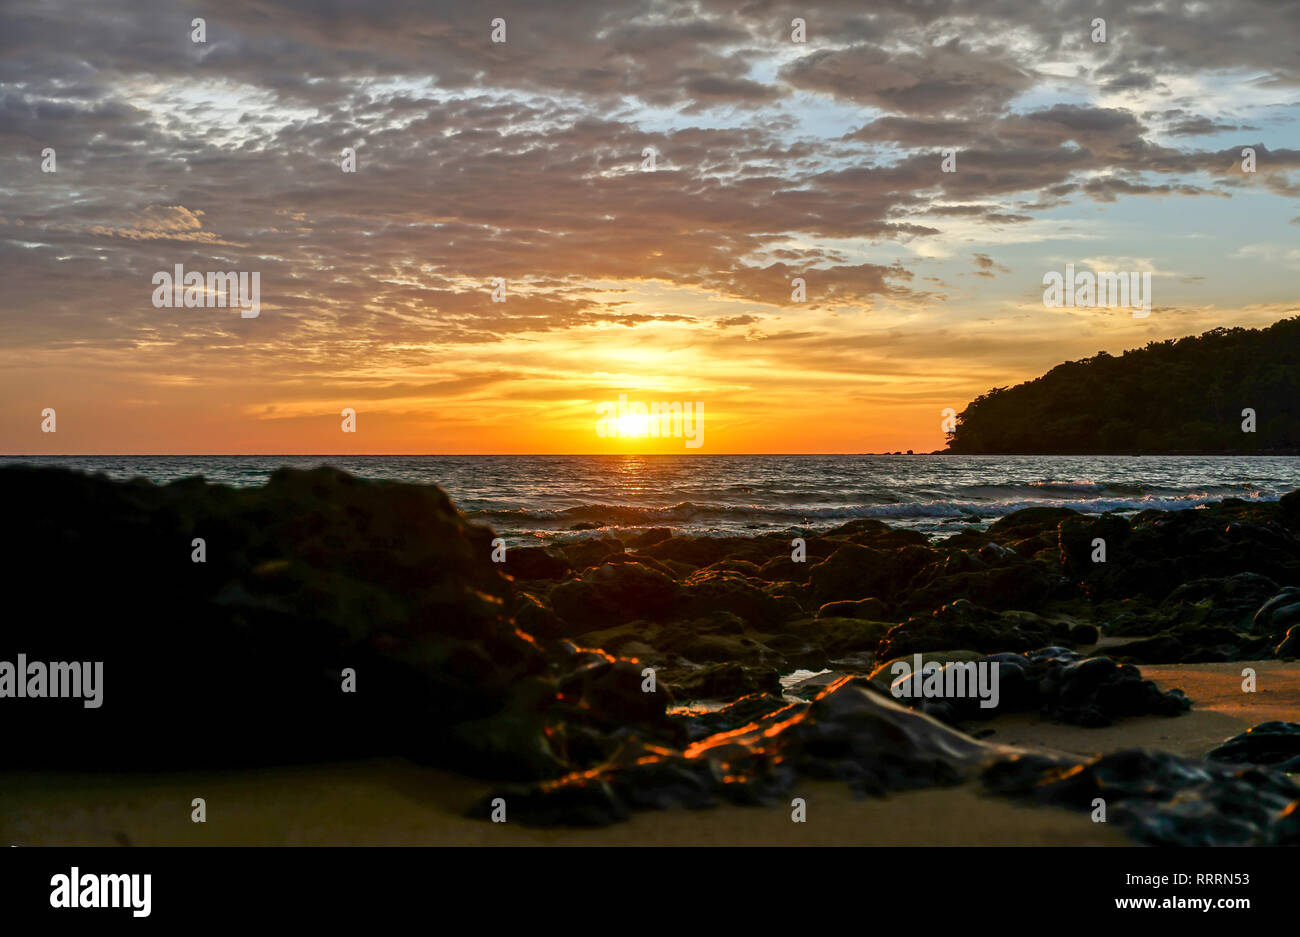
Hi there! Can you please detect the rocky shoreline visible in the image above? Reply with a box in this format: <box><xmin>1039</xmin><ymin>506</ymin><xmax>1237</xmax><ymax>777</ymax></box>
<box><xmin>4</xmin><ymin>465</ymin><xmax>1300</xmax><ymax>844</ymax></box>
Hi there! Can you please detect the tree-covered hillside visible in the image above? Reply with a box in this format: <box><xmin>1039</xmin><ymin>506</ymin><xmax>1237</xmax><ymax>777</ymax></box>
<box><xmin>946</xmin><ymin>317</ymin><xmax>1300</xmax><ymax>453</ymax></box>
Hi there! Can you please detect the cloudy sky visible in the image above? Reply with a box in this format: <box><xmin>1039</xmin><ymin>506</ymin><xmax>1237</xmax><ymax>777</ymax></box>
<box><xmin>2</xmin><ymin>0</ymin><xmax>1298</xmax><ymax>454</ymax></box>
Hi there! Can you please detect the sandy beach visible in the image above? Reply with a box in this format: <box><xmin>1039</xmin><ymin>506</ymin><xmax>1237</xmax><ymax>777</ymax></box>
<box><xmin>5</xmin><ymin>660</ymin><xmax>1294</xmax><ymax>847</ymax></box>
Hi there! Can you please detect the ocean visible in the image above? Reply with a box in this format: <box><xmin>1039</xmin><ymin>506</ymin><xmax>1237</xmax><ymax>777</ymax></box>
<box><xmin>6</xmin><ymin>454</ymin><xmax>1298</xmax><ymax>546</ymax></box>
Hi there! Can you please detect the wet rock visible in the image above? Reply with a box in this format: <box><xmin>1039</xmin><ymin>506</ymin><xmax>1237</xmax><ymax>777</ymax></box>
<box><xmin>679</xmin><ymin>632</ymin><xmax>777</xmax><ymax>665</ymax></box>
<box><xmin>669</xmin><ymin>692</ymin><xmax>794</xmax><ymax>740</ymax></box>
<box><xmin>1253</xmin><ymin>587</ymin><xmax>1300</xmax><ymax>639</ymax></box>
<box><xmin>625</xmin><ymin>527</ymin><xmax>673</xmax><ymax>548</ymax></box>
<box><xmin>554</xmin><ymin>654</ymin><xmax>672</xmax><ymax>730</ymax></box>
<box><xmin>823</xmin><ymin>518</ymin><xmax>931</xmax><ymax>549</ymax></box>
<box><xmin>1158</xmin><ymin>572</ymin><xmax>1280</xmax><ymax>632</ymax></box>
<box><xmin>1068</xmin><ymin>623</ymin><xmax>1100</xmax><ymax>645</ymax></box>
<box><xmin>662</xmin><ymin>661</ymin><xmax>782</xmax><ymax>701</ymax></box>
<box><xmin>883</xmin><ymin>647</ymin><xmax>1189</xmax><ymax>727</ymax></box>
<box><xmin>1207</xmin><ymin>722</ymin><xmax>1300</xmax><ymax>772</ymax></box>
<box><xmin>605</xmin><ymin>551</ymin><xmax>679</xmax><ymax>578</ymax></box>
<box><xmin>638</xmin><ymin>534</ymin><xmax>791</xmax><ymax>570</ymax></box>
<box><xmin>987</xmin><ymin>507</ymin><xmax>1080</xmax><ymax>543</ymax></box>
<box><xmin>818</xmin><ymin>597</ymin><xmax>888</xmax><ymax>620</ymax></box>
<box><xmin>758</xmin><ymin>554</ymin><xmax>813</xmax><ymax>583</ymax></box>
<box><xmin>808</xmin><ymin>543</ymin><xmax>936</xmax><ymax>606</ymax></box>
<box><xmin>699</xmin><ymin>559</ymin><xmax>764</xmax><ymax>577</ymax></box>
<box><xmin>1026</xmin><ymin>650</ymin><xmax>1190</xmax><ymax>726</ymax></box>
<box><xmin>1280</xmin><ymin>489</ymin><xmax>1300</xmax><ymax>530</ymax></box>
<box><xmin>1057</xmin><ymin>513</ymin><xmax>1130</xmax><ymax>578</ymax></box>
<box><xmin>983</xmin><ymin>747</ymin><xmax>1300</xmax><ymax>845</ymax></box>
<box><xmin>875</xmin><ymin>600</ymin><xmax>1054</xmax><ymax>660</ymax></box>
<box><xmin>486</xmin><ymin>677</ymin><xmax>1007</xmax><ymax>825</ymax></box>
<box><xmin>782</xmin><ymin>669</ymin><xmax>845</xmax><ymax>700</ymax></box>
<box><xmin>977</xmin><ymin>542</ymin><xmax>1017</xmax><ymax>563</ymax></box>
<box><xmin>560</xmin><ymin>536</ymin><xmax>624</xmax><ymax>571</ymax></box>
<box><xmin>549</xmin><ymin>560</ymin><xmax>682</xmax><ymax>632</ymax></box>
<box><xmin>1116</xmin><ymin>623</ymin><xmax>1276</xmax><ymax>664</ymax></box>
<box><xmin>868</xmin><ymin>650</ymin><xmax>983</xmax><ymax>688</ymax></box>
<box><xmin>1277</xmin><ymin>626</ymin><xmax>1300</xmax><ymax>658</ymax></box>
<box><xmin>502</xmin><ymin>546</ymin><xmax>572</xmax><ymax>581</ymax></box>
<box><xmin>680</xmin><ymin>569</ymin><xmax>786</xmax><ymax>628</ymax></box>
<box><xmin>513</xmin><ymin>591</ymin><xmax>566</xmax><ymax>639</ymax></box>
<box><xmin>1068</xmin><ymin>504</ymin><xmax>1300</xmax><ymax>603</ymax></box>
<box><xmin>904</xmin><ymin>555</ymin><xmax>1062</xmax><ymax>614</ymax></box>
<box><xmin>785</xmin><ymin>616</ymin><xmax>894</xmax><ymax>659</ymax></box>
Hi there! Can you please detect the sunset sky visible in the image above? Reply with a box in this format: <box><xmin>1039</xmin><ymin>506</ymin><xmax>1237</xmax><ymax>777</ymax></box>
<box><xmin>2</xmin><ymin>0</ymin><xmax>1298</xmax><ymax>454</ymax></box>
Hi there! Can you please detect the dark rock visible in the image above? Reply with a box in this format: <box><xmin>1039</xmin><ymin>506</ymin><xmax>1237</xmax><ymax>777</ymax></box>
<box><xmin>876</xmin><ymin>600</ymin><xmax>1054</xmax><ymax>660</ymax></box>
<box><xmin>502</xmin><ymin>546</ymin><xmax>572</xmax><ymax>581</ymax></box>
<box><xmin>487</xmin><ymin>677</ymin><xmax>1005</xmax><ymax>825</ymax></box>
<box><xmin>549</xmin><ymin>561</ymin><xmax>682</xmax><ymax>632</ymax></box>
<box><xmin>790</xmin><ymin>616</ymin><xmax>894</xmax><ymax>658</ymax></box>
<box><xmin>987</xmin><ymin>507</ymin><xmax>1080</xmax><ymax>543</ymax></box>
<box><xmin>1068</xmin><ymin>504</ymin><xmax>1300</xmax><ymax>603</ymax></box>
<box><xmin>0</xmin><ymin>465</ymin><xmax>555</xmax><ymax>777</ymax></box>
<box><xmin>699</xmin><ymin>559</ymin><xmax>764</xmax><ymax>577</ymax></box>
<box><xmin>888</xmin><ymin>647</ymin><xmax>1189</xmax><ymax>727</ymax></box>
<box><xmin>680</xmin><ymin>569</ymin><xmax>786</xmax><ymax>628</ymax></box>
<box><xmin>1253</xmin><ymin>587</ymin><xmax>1300</xmax><ymax>639</ymax></box>
<box><xmin>1280</xmin><ymin>489</ymin><xmax>1300</xmax><ymax>530</ymax></box>
<box><xmin>1117</xmin><ymin>623</ymin><xmax>1275</xmax><ymax>664</ymax></box>
<box><xmin>1277</xmin><ymin>626</ymin><xmax>1300</xmax><ymax>658</ymax></box>
<box><xmin>823</xmin><ymin>518</ymin><xmax>931</xmax><ymax>549</ymax></box>
<box><xmin>758</xmin><ymin>554</ymin><xmax>813</xmax><ymax>583</ymax></box>
<box><xmin>470</xmin><ymin>778</ymin><xmax>628</xmax><ymax>827</ymax></box>
<box><xmin>603</xmin><ymin>551</ymin><xmax>678</xmax><ymax>578</ymax></box>
<box><xmin>1068</xmin><ymin>623</ymin><xmax>1100</xmax><ymax>645</ymax></box>
<box><xmin>555</xmin><ymin>655</ymin><xmax>672</xmax><ymax>730</ymax></box>
<box><xmin>638</xmin><ymin>534</ymin><xmax>791</xmax><ymax>570</ymax></box>
<box><xmin>818</xmin><ymin>597</ymin><xmax>888</xmax><ymax>620</ymax></box>
<box><xmin>1159</xmin><ymin>572</ymin><xmax>1280</xmax><ymax>631</ymax></box>
<box><xmin>669</xmin><ymin>692</ymin><xmax>793</xmax><ymax>741</ymax></box>
<box><xmin>808</xmin><ymin>543</ymin><xmax>936</xmax><ymax>605</ymax></box>
<box><xmin>983</xmin><ymin>747</ymin><xmax>1300</xmax><ymax>845</ymax></box>
<box><xmin>679</xmin><ymin>632</ymin><xmax>776</xmax><ymax>665</ymax></box>
<box><xmin>903</xmin><ymin>556</ymin><xmax>1060</xmax><ymax>613</ymax></box>
<box><xmin>513</xmin><ymin>591</ymin><xmax>566</xmax><ymax>639</ymax></box>
<box><xmin>625</xmin><ymin>527</ymin><xmax>673</xmax><ymax>548</ymax></box>
<box><xmin>560</xmin><ymin>536</ymin><xmax>624</xmax><ymax>571</ymax></box>
<box><xmin>662</xmin><ymin>661</ymin><xmax>782</xmax><ymax>701</ymax></box>
<box><xmin>1207</xmin><ymin>722</ymin><xmax>1300</xmax><ymax>772</ymax></box>
<box><xmin>1057</xmin><ymin>513</ymin><xmax>1130</xmax><ymax>579</ymax></box>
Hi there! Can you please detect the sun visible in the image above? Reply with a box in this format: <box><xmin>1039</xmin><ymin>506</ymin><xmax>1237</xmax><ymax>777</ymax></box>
<box><xmin>615</xmin><ymin>413</ymin><xmax>650</xmax><ymax>437</ymax></box>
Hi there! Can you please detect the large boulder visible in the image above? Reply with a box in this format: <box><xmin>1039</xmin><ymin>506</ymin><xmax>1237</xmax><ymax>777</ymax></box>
<box><xmin>0</xmin><ymin>465</ymin><xmax>557</xmax><ymax>777</ymax></box>
<box><xmin>549</xmin><ymin>560</ymin><xmax>682</xmax><ymax>632</ymax></box>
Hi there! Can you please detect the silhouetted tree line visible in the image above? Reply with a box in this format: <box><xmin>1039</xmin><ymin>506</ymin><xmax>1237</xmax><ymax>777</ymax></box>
<box><xmin>946</xmin><ymin>317</ymin><xmax>1300</xmax><ymax>454</ymax></box>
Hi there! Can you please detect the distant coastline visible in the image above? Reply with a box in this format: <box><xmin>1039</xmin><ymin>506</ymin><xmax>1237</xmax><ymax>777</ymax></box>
<box><xmin>944</xmin><ymin>317</ymin><xmax>1300</xmax><ymax>456</ymax></box>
